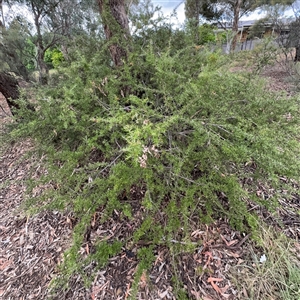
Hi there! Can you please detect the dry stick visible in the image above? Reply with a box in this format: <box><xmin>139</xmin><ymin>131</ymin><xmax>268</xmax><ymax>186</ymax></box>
<box><xmin>210</xmin><ymin>233</ymin><xmax>251</xmax><ymax>250</ymax></box>
<box><xmin>234</xmin><ymin>233</ymin><xmax>251</xmax><ymax>248</ymax></box>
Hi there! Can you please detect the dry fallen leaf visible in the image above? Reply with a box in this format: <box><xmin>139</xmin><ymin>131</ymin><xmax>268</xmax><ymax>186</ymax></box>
<box><xmin>210</xmin><ymin>281</ymin><xmax>222</xmax><ymax>294</ymax></box>
<box><xmin>0</xmin><ymin>258</ymin><xmax>12</xmax><ymax>271</ymax></box>
<box><xmin>207</xmin><ymin>277</ymin><xmax>223</xmax><ymax>283</ymax></box>
<box><xmin>190</xmin><ymin>289</ymin><xmax>201</xmax><ymax>299</ymax></box>
<box><xmin>139</xmin><ymin>270</ymin><xmax>147</xmax><ymax>288</ymax></box>
<box><xmin>124</xmin><ymin>282</ymin><xmax>131</xmax><ymax>300</ymax></box>
<box><xmin>159</xmin><ymin>289</ymin><xmax>169</xmax><ymax>299</ymax></box>
<box><xmin>220</xmin><ymin>234</ymin><xmax>238</xmax><ymax>247</ymax></box>
<box><xmin>207</xmin><ymin>277</ymin><xmax>223</xmax><ymax>294</ymax></box>
<box><xmin>219</xmin><ymin>284</ymin><xmax>230</xmax><ymax>294</ymax></box>
<box><xmin>227</xmin><ymin>251</ymin><xmax>240</xmax><ymax>258</ymax></box>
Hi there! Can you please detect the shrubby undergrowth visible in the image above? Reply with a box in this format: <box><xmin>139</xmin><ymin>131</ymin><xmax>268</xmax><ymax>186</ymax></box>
<box><xmin>8</xmin><ymin>33</ymin><xmax>300</xmax><ymax>294</ymax></box>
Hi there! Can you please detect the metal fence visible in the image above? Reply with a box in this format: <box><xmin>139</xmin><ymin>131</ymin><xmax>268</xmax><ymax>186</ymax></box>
<box><xmin>221</xmin><ymin>39</ymin><xmax>262</xmax><ymax>53</ymax></box>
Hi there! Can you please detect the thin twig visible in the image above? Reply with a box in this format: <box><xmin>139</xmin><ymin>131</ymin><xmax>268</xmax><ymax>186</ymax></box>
<box><xmin>95</xmin><ymin>152</ymin><xmax>123</xmax><ymax>178</ymax></box>
<box><xmin>170</xmin><ymin>172</ymin><xmax>204</xmax><ymax>186</ymax></box>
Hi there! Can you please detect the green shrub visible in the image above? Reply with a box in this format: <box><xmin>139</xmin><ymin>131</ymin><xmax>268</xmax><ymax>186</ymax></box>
<box><xmin>198</xmin><ymin>24</ymin><xmax>217</xmax><ymax>44</ymax></box>
<box><xmin>8</xmin><ymin>38</ymin><xmax>300</xmax><ymax>295</ymax></box>
<box><xmin>44</xmin><ymin>47</ymin><xmax>65</xmax><ymax>69</ymax></box>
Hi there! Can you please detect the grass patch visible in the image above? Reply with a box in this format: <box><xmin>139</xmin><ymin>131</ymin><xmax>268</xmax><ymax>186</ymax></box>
<box><xmin>229</xmin><ymin>224</ymin><xmax>300</xmax><ymax>300</ymax></box>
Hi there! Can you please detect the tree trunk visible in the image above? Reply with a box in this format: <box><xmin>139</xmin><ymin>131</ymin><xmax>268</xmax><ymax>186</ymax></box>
<box><xmin>0</xmin><ymin>0</ymin><xmax>4</xmax><ymax>27</ymax></box>
<box><xmin>61</xmin><ymin>44</ymin><xmax>70</xmax><ymax>61</ymax></box>
<box><xmin>0</xmin><ymin>72</ymin><xmax>20</xmax><ymax>112</ymax></box>
<box><xmin>37</xmin><ymin>45</ymin><xmax>48</xmax><ymax>85</ymax></box>
<box><xmin>98</xmin><ymin>0</ymin><xmax>131</xmax><ymax>67</ymax></box>
<box><xmin>231</xmin><ymin>0</ymin><xmax>242</xmax><ymax>52</ymax></box>
<box><xmin>32</xmin><ymin>1</ymin><xmax>49</xmax><ymax>85</ymax></box>
<box><xmin>295</xmin><ymin>46</ymin><xmax>300</xmax><ymax>62</ymax></box>
<box><xmin>185</xmin><ymin>0</ymin><xmax>201</xmax><ymax>43</ymax></box>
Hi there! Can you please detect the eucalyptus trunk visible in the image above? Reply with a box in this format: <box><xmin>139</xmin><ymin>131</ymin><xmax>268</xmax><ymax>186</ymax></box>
<box><xmin>98</xmin><ymin>0</ymin><xmax>131</xmax><ymax>67</ymax></box>
<box><xmin>36</xmin><ymin>43</ymin><xmax>48</xmax><ymax>85</ymax></box>
<box><xmin>231</xmin><ymin>0</ymin><xmax>242</xmax><ymax>52</ymax></box>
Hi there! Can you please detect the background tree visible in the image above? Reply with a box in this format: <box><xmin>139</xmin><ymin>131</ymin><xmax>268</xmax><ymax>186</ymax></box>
<box><xmin>185</xmin><ymin>0</ymin><xmax>259</xmax><ymax>49</ymax></box>
<box><xmin>292</xmin><ymin>27</ymin><xmax>300</xmax><ymax>61</ymax></box>
<box><xmin>185</xmin><ymin>0</ymin><xmax>202</xmax><ymax>42</ymax></box>
<box><xmin>6</xmin><ymin>0</ymin><xmax>87</xmax><ymax>83</ymax></box>
<box><xmin>0</xmin><ymin>16</ymin><xmax>34</xmax><ymax>81</ymax></box>
<box><xmin>48</xmin><ymin>0</ymin><xmax>100</xmax><ymax>61</ymax></box>
<box><xmin>251</xmin><ymin>1</ymin><xmax>300</xmax><ymax>61</ymax></box>
<box><xmin>0</xmin><ymin>0</ymin><xmax>102</xmax><ymax>110</ymax></box>
<box><xmin>21</xmin><ymin>0</ymin><xmax>59</xmax><ymax>83</ymax></box>
<box><xmin>185</xmin><ymin>0</ymin><xmax>296</xmax><ymax>51</ymax></box>
<box><xmin>0</xmin><ymin>3</ymin><xmax>33</xmax><ymax>109</ymax></box>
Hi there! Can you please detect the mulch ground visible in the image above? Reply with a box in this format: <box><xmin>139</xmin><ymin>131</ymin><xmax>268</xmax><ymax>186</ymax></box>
<box><xmin>0</xmin><ymin>60</ymin><xmax>299</xmax><ymax>299</ymax></box>
<box><xmin>0</xmin><ymin>139</ymin><xmax>73</xmax><ymax>299</ymax></box>
<box><xmin>0</xmin><ymin>139</ymin><xmax>251</xmax><ymax>299</ymax></box>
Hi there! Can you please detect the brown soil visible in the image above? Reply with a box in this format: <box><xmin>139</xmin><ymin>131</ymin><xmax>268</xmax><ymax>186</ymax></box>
<box><xmin>0</xmin><ymin>60</ymin><xmax>299</xmax><ymax>300</ymax></box>
<box><xmin>261</xmin><ymin>61</ymin><xmax>294</xmax><ymax>95</ymax></box>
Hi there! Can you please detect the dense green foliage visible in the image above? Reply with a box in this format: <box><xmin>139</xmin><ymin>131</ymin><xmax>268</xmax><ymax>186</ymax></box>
<box><xmin>198</xmin><ymin>24</ymin><xmax>219</xmax><ymax>44</ymax></box>
<box><xmin>7</xmin><ymin>18</ymin><xmax>300</xmax><ymax>297</ymax></box>
<box><xmin>44</xmin><ymin>48</ymin><xmax>65</xmax><ymax>68</ymax></box>
<box><xmin>0</xmin><ymin>17</ymin><xmax>34</xmax><ymax>79</ymax></box>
